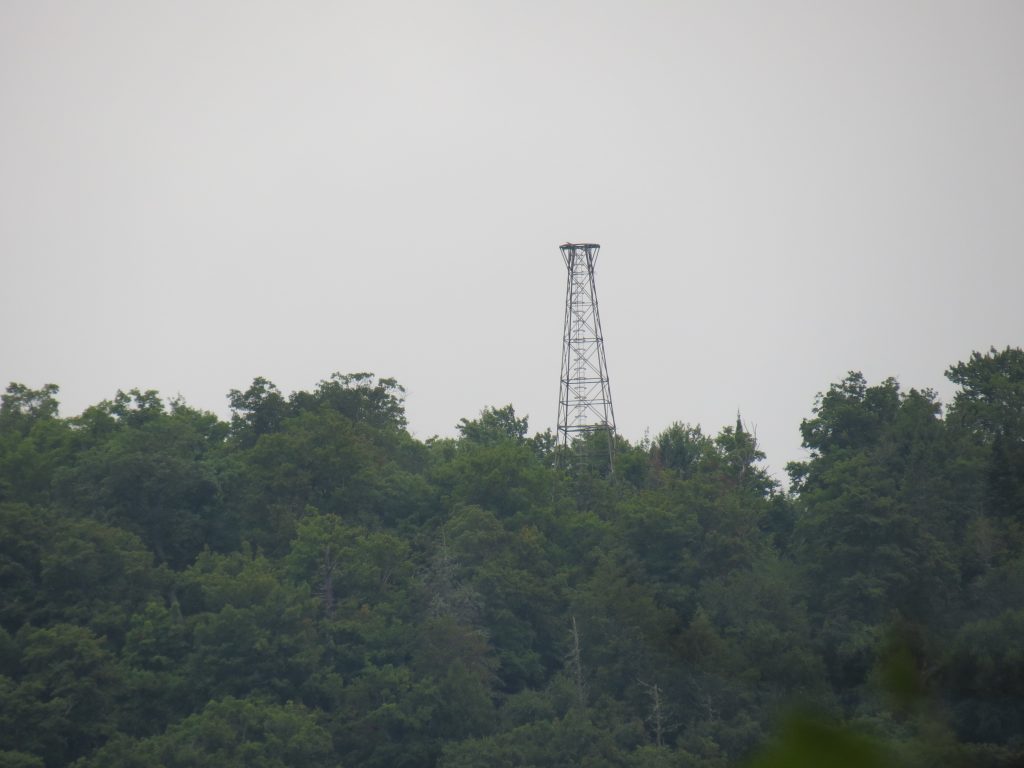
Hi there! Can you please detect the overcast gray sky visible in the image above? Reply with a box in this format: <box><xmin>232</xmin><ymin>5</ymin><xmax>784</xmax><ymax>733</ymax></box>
<box><xmin>2</xmin><ymin>1</ymin><xmax>1022</xmax><ymax>481</ymax></box>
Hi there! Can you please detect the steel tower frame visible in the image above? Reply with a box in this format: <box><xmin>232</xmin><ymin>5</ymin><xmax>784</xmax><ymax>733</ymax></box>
<box><xmin>557</xmin><ymin>242</ymin><xmax>616</xmax><ymax>469</ymax></box>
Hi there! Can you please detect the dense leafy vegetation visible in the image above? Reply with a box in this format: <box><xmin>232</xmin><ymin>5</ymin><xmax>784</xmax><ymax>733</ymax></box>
<box><xmin>1</xmin><ymin>349</ymin><xmax>1022</xmax><ymax>767</ymax></box>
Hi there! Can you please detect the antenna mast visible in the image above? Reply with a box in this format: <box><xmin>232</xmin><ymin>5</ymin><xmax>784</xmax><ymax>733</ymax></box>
<box><xmin>557</xmin><ymin>242</ymin><xmax>616</xmax><ymax>469</ymax></box>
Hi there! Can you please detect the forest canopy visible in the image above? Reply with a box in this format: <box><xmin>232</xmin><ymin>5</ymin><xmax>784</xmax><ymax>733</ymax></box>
<box><xmin>1</xmin><ymin>347</ymin><xmax>1022</xmax><ymax>767</ymax></box>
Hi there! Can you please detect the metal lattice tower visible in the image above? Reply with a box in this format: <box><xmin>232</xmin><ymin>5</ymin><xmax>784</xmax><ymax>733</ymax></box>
<box><xmin>557</xmin><ymin>242</ymin><xmax>616</xmax><ymax>469</ymax></box>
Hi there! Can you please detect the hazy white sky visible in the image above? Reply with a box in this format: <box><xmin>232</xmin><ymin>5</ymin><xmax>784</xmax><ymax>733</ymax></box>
<box><xmin>2</xmin><ymin>1</ymin><xmax>1022</xmax><ymax>480</ymax></box>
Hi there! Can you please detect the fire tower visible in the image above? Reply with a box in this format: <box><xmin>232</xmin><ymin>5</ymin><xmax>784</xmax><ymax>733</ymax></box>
<box><xmin>557</xmin><ymin>242</ymin><xmax>616</xmax><ymax>469</ymax></box>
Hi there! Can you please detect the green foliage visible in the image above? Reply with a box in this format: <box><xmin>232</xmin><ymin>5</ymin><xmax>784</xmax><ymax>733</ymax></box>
<box><xmin>947</xmin><ymin>347</ymin><xmax>1024</xmax><ymax>535</ymax></box>
<box><xmin>0</xmin><ymin>385</ymin><xmax>71</xmax><ymax>505</ymax></box>
<box><xmin>440</xmin><ymin>440</ymin><xmax>551</xmax><ymax>518</ymax></box>
<box><xmin>439</xmin><ymin>708</ymin><xmax>624</xmax><ymax>768</ymax></box>
<box><xmin>653</xmin><ymin>422</ymin><xmax>711</xmax><ymax>477</ymax></box>
<box><xmin>1</xmin><ymin>623</ymin><xmax>123</xmax><ymax>765</ymax></box>
<box><xmin>797</xmin><ymin>372</ymin><xmax>901</xmax><ymax>460</ymax></box>
<box><xmin>291</xmin><ymin>372</ymin><xmax>407</xmax><ymax>430</ymax></box>
<box><xmin>0</xmin><ymin>752</ymin><xmax>46</xmax><ymax>768</ymax></box>
<box><xmin>0</xmin><ymin>384</ymin><xmax>60</xmax><ymax>434</ymax></box>
<box><xmin>0</xmin><ymin>503</ymin><xmax>160</xmax><ymax>639</ymax></box>
<box><xmin>457</xmin><ymin>404</ymin><xmax>529</xmax><ymax>446</ymax></box>
<box><xmin>52</xmin><ymin>403</ymin><xmax>223</xmax><ymax>567</ymax></box>
<box><xmin>947</xmin><ymin>346</ymin><xmax>1024</xmax><ymax>442</ymax></box>
<box><xmin>178</xmin><ymin>548</ymin><xmax>321</xmax><ymax>704</ymax></box>
<box><xmin>946</xmin><ymin>608</ymin><xmax>1024</xmax><ymax>744</ymax></box>
<box><xmin>789</xmin><ymin>377</ymin><xmax>966</xmax><ymax>692</ymax></box>
<box><xmin>747</xmin><ymin>714</ymin><xmax>898</xmax><ymax>768</ymax></box>
<box><xmin>0</xmin><ymin>355</ymin><xmax>1021</xmax><ymax>766</ymax></box>
<box><xmin>227</xmin><ymin>377</ymin><xmax>288</xmax><ymax>447</ymax></box>
<box><xmin>80</xmin><ymin>696</ymin><xmax>333</xmax><ymax>768</ymax></box>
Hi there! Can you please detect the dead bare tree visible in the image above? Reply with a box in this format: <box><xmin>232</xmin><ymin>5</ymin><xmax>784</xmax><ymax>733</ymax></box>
<box><xmin>316</xmin><ymin>544</ymin><xmax>340</xmax><ymax>618</ymax></box>
<box><xmin>638</xmin><ymin>679</ymin><xmax>681</xmax><ymax>747</ymax></box>
<box><xmin>566</xmin><ymin>615</ymin><xmax>587</xmax><ymax>708</ymax></box>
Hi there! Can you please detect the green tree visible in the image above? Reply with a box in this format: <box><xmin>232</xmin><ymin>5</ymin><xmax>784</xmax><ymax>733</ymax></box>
<box><xmin>53</xmin><ymin>407</ymin><xmax>221</xmax><ymax>567</ymax></box>
<box><xmin>290</xmin><ymin>372</ymin><xmax>407</xmax><ymax>431</ymax></box>
<box><xmin>945</xmin><ymin>608</ymin><xmax>1024</xmax><ymax>747</ymax></box>
<box><xmin>0</xmin><ymin>384</ymin><xmax>71</xmax><ymax>505</ymax></box>
<box><xmin>227</xmin><ymin>377</ymin><xmax>289</xmax><ymax>447</ymax></box>
<box><xmin>653</xmin><ymin>422</ymin><xmax>712</xmax><ymax>477</ymax></box>
<box><xmin>0</xmin><ymin>383</ymin><xmax>60</xmax><ymax>435</ymax></box>
<box><xmin>332</xmin><ymin>663</ymin><xmax>437</xmax><ymax>768</ymax></box>
<box><xmin>0</xmin><ymin>503</ymin><xmax>159</xmax><ymax>638</ymax></box>
<box><xmin>457</xmin><ymin>405</ymin><xmax>529</xmax><ymax>446</ymax></box>
<box><xmin>946</xmin><ymin>346</ymin><xmax>1024</xmax><ymax>529</ymax></box>
<box><xmin>440</xmin><ymin>505</ymin><xmax>564</xmax><ymax>690</ymax></box>
<box><xmin>179</xmin><ymin>548</ymin><xmax>320</xmax><ymax>704</ymax></box>
<box><xmin>229</xmin><ymin>409</ymin><xmax>384</xmax><ymax>550</ymax></box>
<box><xmin>1</xmin><ymin>624</ymin><xmax>123</xmax><ymax>766</ymax></box>
<box><xmin>79</xmin><ymin>696</ymin><xmax>334</xmax><ymax>768</ymax></box>
<box><xmin>789</xmin><ymin>375</ymin><xmax>960</xmax><ymax>689</ymax></box>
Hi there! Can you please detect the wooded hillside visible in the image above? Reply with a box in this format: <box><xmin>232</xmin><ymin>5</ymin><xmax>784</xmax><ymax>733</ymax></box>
<box><xmin>1</xmin><ymin>349</ymin><xmax>1022</xmax><ymax>767</ymax></box>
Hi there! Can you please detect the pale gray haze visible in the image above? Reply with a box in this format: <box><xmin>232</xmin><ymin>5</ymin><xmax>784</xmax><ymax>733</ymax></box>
<box><xmin>2</xmin><ymin>1</ymin><xmax>1022</xmax><ymax>480</ymax></box>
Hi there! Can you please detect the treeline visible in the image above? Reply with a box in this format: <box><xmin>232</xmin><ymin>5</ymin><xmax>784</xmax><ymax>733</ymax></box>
<box><xmin>0</xmin><ymin>350</ymin><xmax>1021</xmax><ymax>767</ymax></box>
